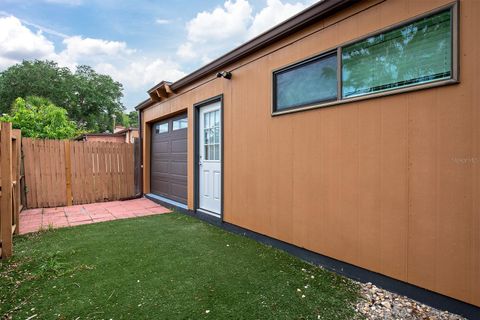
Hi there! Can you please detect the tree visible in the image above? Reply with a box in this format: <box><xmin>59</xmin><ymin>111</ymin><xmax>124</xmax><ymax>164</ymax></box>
<box><xmin>0</xmin><ymin>96</ymin><xmax>80</xmax><ymax>139</ymax></box>
<box><xmin>70</xmin><ymin>65</ymin><xmax>125</xmax><ymax>132</ymax></box>
<box><xmin>127</xmin><ymin>111</ymin><xmax>138</xmax><ymax>127</ymax></box>
<box><xmin>0</xmin><ymin>60</ymin><xmax>72</xmax><ymax>115</ymax></box>
<box><xmin>0</xmin><ymin>60</ymin><xmax>125</xmax><ymax>132</ymax></box>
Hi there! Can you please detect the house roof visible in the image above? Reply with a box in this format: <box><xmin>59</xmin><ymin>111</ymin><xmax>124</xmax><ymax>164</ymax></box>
<box><xmin>114</xmin><ymin>127</ymin><xmax>138</xmax><ymax>135</ymax></box>
<box><xmin>136</xmin><ymin>0</ymin><xmax>358</xmax><ymax>111</ymax></box>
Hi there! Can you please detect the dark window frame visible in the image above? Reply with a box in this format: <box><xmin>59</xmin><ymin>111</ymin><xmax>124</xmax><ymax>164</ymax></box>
<box><xmin>271</xmin><ymin>1</ymin><xmax>459</xmax><ymax>116</ymax></box>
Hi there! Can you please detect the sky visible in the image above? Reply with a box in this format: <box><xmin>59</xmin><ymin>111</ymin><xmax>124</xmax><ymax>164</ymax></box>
<box><xmin>0</xmin><ymin>0</ymin><xmax>318</xmax><ymax>111</ymax></box>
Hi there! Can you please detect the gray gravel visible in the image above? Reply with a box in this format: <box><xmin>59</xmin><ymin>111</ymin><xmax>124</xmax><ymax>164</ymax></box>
<box><xmin>354</xmin><ymin>282</ymin><xmax>467</xmax><ymax>320</ymax></box>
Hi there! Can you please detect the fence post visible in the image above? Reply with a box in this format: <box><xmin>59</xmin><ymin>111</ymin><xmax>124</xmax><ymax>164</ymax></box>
<box><xmin>64</xmin><ymin>140</ymin><xmax>73</xmax><ymax>206</ymax></box>
<box><xmin>12</xmin><ymin>129</ymin><xmax>21</xmax><ymax>235</ymax></box>
<box><xmin>1</xmin><ymin>122</ymin><xmax>13</xmax><ymax>258</ymax></box>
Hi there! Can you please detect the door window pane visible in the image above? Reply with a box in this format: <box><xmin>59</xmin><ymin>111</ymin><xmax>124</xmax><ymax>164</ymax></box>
<box><xmin>274</xmin><ymin>53</ymin><xmax>338</xmax><ymax>111</ymax></box>
<box><xmin>203</xmin><ymin>110</ymin><xmax>221</xmax><ymax>161</ymax></box>
<box><xmin>204</xmin><ymin>145</ymin><xmax>209</xmax><ymax>160</ymax></box>
<box><xmin>342</xmin><ymin>10</ymin><xmax>452</xmax><ymax>98</ymax></box>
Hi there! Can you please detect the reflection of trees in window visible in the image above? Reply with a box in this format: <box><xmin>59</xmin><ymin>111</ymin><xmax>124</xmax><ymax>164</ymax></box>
<box><xmin>342</xmin><ymin>10</ymin><xmax>451</xmax><ymax>97</ymax></box>
<box><xmin>275</xmin><ymin>53</ymin><xmax>338</xmax><ymax>110</ymax></box>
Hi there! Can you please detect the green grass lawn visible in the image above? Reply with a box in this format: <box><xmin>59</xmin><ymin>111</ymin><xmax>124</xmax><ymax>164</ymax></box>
<box><xmin>1</xmin><ymin>213</ymin><xmax>360</xmax><ymax>319</ymax></box>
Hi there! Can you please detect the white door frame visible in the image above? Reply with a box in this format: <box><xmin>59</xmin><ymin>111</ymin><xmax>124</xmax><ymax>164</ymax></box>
<box><xmin>194</xmin><ymin>95</ymin><xmax>223</xmax><ymax>219</ymax></box>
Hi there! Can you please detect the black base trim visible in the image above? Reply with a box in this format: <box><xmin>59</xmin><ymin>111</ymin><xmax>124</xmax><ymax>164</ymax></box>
<box><xmin>145</xmin><ymin>194</ymin><xmax>480</xmax><ymax>319</ymax></box>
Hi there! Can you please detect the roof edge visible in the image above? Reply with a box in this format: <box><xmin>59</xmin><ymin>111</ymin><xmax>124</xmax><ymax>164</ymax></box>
<box><xmin>135</xmin><ymin>98</ymin><xmax>155</xmax><ymax>111</ymax></box>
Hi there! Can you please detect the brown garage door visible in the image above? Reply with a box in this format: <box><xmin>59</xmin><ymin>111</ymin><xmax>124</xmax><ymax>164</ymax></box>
<box><xmin>150</xmin><ymin>113</ymin><xmax>188</xmax><ymax>204</ymax></box>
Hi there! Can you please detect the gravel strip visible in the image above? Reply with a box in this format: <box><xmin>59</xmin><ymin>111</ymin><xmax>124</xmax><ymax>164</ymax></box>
<box><xmin>355</xmin><ymin>282</ymin><xmax>467</xmax><ymax>320</ymax></box>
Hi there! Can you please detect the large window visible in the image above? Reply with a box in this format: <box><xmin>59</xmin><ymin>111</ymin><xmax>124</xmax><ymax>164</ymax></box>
<box><xmin>273</xmin><ymin>53</ymin><xmax>337</xmax><ymax>111</ymax></box>
<box><xmin>342</xmin><ymin>10</ymin><xmax>452</xmax><ymax>98</ymax></box>
<box><xmin>272</xmin><ymin>6</ymin><xmax>456</xmax><ymax>114</ymax></box>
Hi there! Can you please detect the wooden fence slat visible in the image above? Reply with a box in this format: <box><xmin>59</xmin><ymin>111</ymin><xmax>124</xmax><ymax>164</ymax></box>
<box><xmin>120</xmin><ymin>143</ymin><xmax>126</xmax><ymax>198</ymax></box>
<box><xmin>107</xmin><ymin>143</ymin><xmax>113</xmax><ymax>200</ymax></box>
<box><xmin>47</xmin><ymin>139</ymin><xmax>55</xmax><ymax>207</ymax></box>
<box><xmin>12</xmin><ymin>130</ymin><xmax>21</xmax><ymax>233</ymax></box>
<box><xmin>23</xmin><ymin>139</ymin><xmax>33</xmax><ymax>208</ymax></box>
<box><xmin>64</xmin><ymin>140</ymin><xmax>72</xmax><ymax>206</ymax></box>
<box><xmin>94</xmin><ymin>142</ymin><xmax>101</xmax><ymax>202</ymax></box>
<box><xmin>58</xmin><ymin>140</ymin><xmax>66</xmax><ymax>206</ymax></box>
<box><xmin>36</xmin><ymin>140</ymin><xmax>45</xmax><ymax>208</ymax></box>
<box><xmin>85</xmin><ymin>142</ymin><xmax>93</xmax><ymax>203</ymax></box>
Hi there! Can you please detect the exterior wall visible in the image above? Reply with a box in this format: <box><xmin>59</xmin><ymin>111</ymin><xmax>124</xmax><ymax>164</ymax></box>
<box><xmin>141</xmin><ymin>0</ymin><xmax>480</xmax><ymax>306</ymax></box>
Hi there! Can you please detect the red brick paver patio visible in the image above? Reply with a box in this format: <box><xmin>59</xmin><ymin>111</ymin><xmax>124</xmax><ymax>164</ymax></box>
<box><xmin>19</xmin><ymin>197</ymin><xmax>170</xmax><ymax>234</ymax></box>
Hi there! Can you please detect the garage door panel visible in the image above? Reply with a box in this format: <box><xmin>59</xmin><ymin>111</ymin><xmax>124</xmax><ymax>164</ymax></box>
<box><xmin>170</xmin><ymin>183</ymin><xmax>187</xmax><ymax>201</ymax></box>
<box><xmin>170</xmin><ymin>160</ymin><xmax>187</xmax><ymax>176</ymax></box>
<box><xmin>171</xmin><ymin>138</ymin><xmax>187</xmax><ymax>153</ymax></box>
<box><xmin>151</xmin><ymin>180</ymin><xmax>170</xmax><ymax>195</ymax></box>
<box><xmin>152</xmin><ymin>141</ymin><xmax>170</xmax><ymax>153</ymax></box>
<box><xmin>150</xmin><ymin>113</ymin><xmax>188</xmax><ymax>205</ymax></box>
<box><xmin>150</xmin><ymin>160</ymin><xmax>169</xmax><ymax>173</ymax></box>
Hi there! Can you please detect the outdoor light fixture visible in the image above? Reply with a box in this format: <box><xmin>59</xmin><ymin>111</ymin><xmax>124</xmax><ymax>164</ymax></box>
<box><xmin>216</xmin><ymin>71</ymin><xmax>232</xmax><ymax>79</ymax></box>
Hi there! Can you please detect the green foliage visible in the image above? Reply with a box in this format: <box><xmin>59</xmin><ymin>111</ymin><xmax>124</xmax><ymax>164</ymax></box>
<box><xmin>0</xmin><ymin>97</ymin><xmax>80</xmax><ymax>139</ymax></box>
<box><xmin>0</xmin><ymin>60</ymin><xmax>125</xmax><ymax>132</ymax></box>
<box><xmin>127</xmin><ymin>110</ymin><xmax>139</xmax><ymax>127</ymax></box>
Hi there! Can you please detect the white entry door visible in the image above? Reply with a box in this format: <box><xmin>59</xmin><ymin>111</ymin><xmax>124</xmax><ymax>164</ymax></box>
<box><xmin>199</xmin><ymin>101</ymin><xmax>221</xmax><ymax>215</ymax></box>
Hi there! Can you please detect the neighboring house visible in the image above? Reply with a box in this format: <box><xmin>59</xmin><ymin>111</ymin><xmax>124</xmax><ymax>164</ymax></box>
<box><xmin>136</xmin><ymin>0</ymin><xmax>479</xmax><ymax>313</ymax></box>
<box><xmin>75</xmin><ymin>126</ymin><xmax>138</xmax><ymax>143</ymax></box>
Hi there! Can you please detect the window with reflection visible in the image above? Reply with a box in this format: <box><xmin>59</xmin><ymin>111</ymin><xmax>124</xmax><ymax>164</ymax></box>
<box><xmin>273</xmin><ymin>52</ymin><xmax>337</xmax><ymax>112</ymax></box>
<box><xmin>342</xmin><ymin>10</ymin><xmax>452</xmax><ymax>98</ymax></box>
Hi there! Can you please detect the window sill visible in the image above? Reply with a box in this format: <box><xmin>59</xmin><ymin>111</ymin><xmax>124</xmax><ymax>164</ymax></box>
<box><xmin>271</xmin><ymin>78</ymin><xmax>460</xmax><ymax>117</ymax></box>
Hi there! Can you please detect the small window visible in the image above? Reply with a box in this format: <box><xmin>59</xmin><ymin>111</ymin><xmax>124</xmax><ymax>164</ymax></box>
<box><xmin>273</xmin><ymin>52</ymin><xmax>338</xmax><ymax>112</ymax></box>
<box><xmin>342</xmin><ymin>9</ymin><xmax>452</xmax><ymax>98</ymax></box>
<box><xmin>155</xmin><ymin>122</ymin><xmax>168</xmax><ymax>134</ymax></box>
<box><xmin>173</xmin><ymin>117</ymin><xmax>188</xmax><ymax>130</ymax></box>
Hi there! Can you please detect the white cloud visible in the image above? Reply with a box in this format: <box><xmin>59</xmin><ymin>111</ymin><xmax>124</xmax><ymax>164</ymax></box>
<box><xmin>177</xmin><ymin>42</ymin><xmax>196</xmax><ymax>59</ymax></box>
<box><xmin>63</xmin><ymin>36</ymin><xmax>134</xmax><ymax>57</ymax></box>
<box><xmin>0</xmin><ymin>16</ymin><xmax>56</xmax><ymax>69</ymax></box>
<box><xmin>176</xmin><ymin>0</ymin><xmax>315</xmax><ymax>64</ymax></box>
<box><xmin>248</xmin><ymin>0</ymin><xmax>310</xmax><ymax>38</ymax></box>
<box><xmin>155</xmin><ymin>19</ymin><xmax>171</xmax><ymax>25</ymax></box>
<box><xmin>95</xmin><ymin>58</ymin><xmax>185</xmax><ymax>91</ymax></box>
<box><xmin>186</xmin><ymin>0</ymin><xmax>252</xmax><ymax>43</ymax></box>
<box><xmin>177</xmin><ymin>0</ymin><xmax>252</xmax><ymax>60</ymax></box>
<box><xmin>56</xmin><ymin>36</ymin><xmax>135</xmax><ymax>69</ymax></box>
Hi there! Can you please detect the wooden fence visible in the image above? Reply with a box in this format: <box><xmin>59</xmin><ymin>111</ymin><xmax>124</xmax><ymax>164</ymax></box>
<box><xmin>0</xmin><ymin>123</ymin><xmax>22</xmax><ymax>259</ymax></box>
<box><xmin>23</xmin><ymin>139</ymin><xmax>135</xmax><ymax>209</ymax></box>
